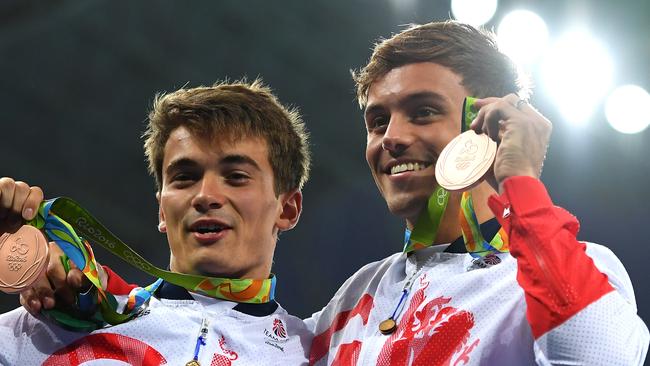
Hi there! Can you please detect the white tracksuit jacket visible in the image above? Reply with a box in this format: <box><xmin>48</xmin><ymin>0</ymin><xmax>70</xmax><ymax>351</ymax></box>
<box><xmin>0</xmin><ymin>281</ymin><xmax>311</xmax><ymax>365</ymax></box>
<box><xmin>305</xmin><ymin>177</ymin><xmax>649</xmax><ymax>365</ymax></box>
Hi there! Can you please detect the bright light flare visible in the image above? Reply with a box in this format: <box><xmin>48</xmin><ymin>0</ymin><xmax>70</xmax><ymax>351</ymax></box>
<box><xmin>541</xmin><ymin>30</ymin><xmax>614</xmax><ymax>125</ymax></box>
<box><xmin>497</xmin><ymin>10</ymin><xmax>549</xmax><ymax>67</ymax></box>
<box><xmin>451</xmin><ymin>0</ymin><xmax>498</xmax><ymax>27</ymax></box>
<box><xmin>605</xmin><ymin>85</ymin><xmax>650</xmax><ymax>134</ymax></box>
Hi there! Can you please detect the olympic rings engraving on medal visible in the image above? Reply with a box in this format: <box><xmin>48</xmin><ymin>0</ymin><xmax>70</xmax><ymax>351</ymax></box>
<box><xmin>10</xmin><ymin>238</ymin><xmax>30</xmax><ymax>255</ymax></box>
<box><xmin>4</xmin><ymin>235</ymin><xmax>30</xmax><ymax>273</ymax></box>
<box><xmin>0</xmin><ymin>226</ymin><xmax>49</xmax><ymax>293</ymax></box>
<box><xmin>435</xmin><ymin>130</ymin><xmax>497</xmax><ymax>192</ymax></box>
<box><xmin>455</xmin><ymin>140</ymin><xmax>479</xmax><ymax>170</ymax></box>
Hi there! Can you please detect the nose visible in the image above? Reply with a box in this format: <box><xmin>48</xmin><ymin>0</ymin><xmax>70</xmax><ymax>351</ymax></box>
<box><xmin>381</xmin><ymin>115</ymin><xmax>412</xmax><ymax>155</ymax></box>
<box><xmin>191</xmin><ymin>173</ymin><xmax>226</xmax><ymax>212</ymax></box>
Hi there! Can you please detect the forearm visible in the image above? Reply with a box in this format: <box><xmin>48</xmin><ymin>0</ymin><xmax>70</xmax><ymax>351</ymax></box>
<box><xmin>488</xmin><ymin>176</ymin><xmax>649</xmax><ymax>364</ymax></box>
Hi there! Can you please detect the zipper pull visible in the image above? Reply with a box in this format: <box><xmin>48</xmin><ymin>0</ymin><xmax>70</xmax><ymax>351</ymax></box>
<box><xmin>187</xmin><ymin>317</ymin><xmax>210</xmax><ymax>366</ymax></box>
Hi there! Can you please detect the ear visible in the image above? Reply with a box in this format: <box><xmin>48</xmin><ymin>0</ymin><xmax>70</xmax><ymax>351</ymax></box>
<box><xmin>156</xmin><ymin>191</ymin><xmax>167</xmax><ymax>233</ymax></box>
<box><xmin>275</xmin><ymin>189</ymin><xmax>302</xmax><ymax>232</ymax></box>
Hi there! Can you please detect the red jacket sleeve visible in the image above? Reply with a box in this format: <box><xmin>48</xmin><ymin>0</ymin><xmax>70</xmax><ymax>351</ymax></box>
<box><xmin>487</xmin><ymin>176</ymin><xmax>614</xmax><ymax>339</ymax></box>
<box><xmin>102</xmin><ymin>265</ymin><xmax>138</xmax><ymax>295</ymax></box>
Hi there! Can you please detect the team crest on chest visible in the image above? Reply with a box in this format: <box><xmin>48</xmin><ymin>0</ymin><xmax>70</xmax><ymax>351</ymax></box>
<box><xmin>467</xmin><ymin>253</ymin><xmax>502</xmax><ymax>271</ymax></box>
<box><xmin>263</xmin><ymin>317</ymin><xmax>288</xmax><ymax>352</ymax></box>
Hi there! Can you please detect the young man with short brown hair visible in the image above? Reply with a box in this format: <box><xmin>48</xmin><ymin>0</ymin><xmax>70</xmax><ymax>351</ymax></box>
<box><xmin>307</xmin><ymin>21</ymin><xmax>648</xmax><ymax>365</ymax></box>
<box><xmin>0</xmin><ymin>79</ymin><xmax>313</xmax><ymax>365</ymax></box>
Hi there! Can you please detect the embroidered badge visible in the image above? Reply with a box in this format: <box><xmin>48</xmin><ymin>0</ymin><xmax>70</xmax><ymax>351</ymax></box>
<box><xmin>467</xmin><ymin>253</ymin><xmax>502</xmax><ymax>271</ymax></box>
<box><xmin>264</xmin><ymin>318</ymin><xmax>288</xmax><ymax>352</ymax></box>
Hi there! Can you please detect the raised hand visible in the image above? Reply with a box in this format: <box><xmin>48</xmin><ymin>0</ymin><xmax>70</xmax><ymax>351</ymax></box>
<box><xmin>0</xmin><ymin>177</ymin><xmax>103</xmax><ymax>316</ymax></box>
<box><xmin>469</xmin><ymin>94</ymin><xmax>552</xmax><ymax>192</ymax></box>
<box><xmin>0</xmin><ymin>177</ymin><xmax>43</xmax><ymax>235</ymax></box>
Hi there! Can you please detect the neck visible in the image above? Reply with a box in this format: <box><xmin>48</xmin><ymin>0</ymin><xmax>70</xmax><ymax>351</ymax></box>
<box><xmin>407</xmin><ymin>181</ymin><xmax>497</xmax><ymax>245</ymax></box>
<box><xmin>169</xmin><ymin>262</ymin><xmax>271</xmax><ymax>280</ymax></box>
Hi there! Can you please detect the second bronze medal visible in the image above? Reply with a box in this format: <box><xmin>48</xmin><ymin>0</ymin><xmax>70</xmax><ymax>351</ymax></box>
<box><xmin>0</xmin><ymin>225</ymin><xmax>50</xmax><ymax>294</ymax></box>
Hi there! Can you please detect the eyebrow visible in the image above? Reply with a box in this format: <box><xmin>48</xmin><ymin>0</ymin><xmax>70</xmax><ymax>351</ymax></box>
<box><xmin>165</xmin><ymin>158</ymin><xmax>198</xmax><ymax>176</ymax></box>
<box><xmin>220</xmin><ymin>154</ymin><xmax>262</xmax><ymax>171</ymax></box>
<box><xmin>364</xmin><ymin>91</ymin><xmax>449</xmax><ymax>117</ymax></box>
<box><xmin>165</xmin><ymin>154</ymin><xmax>262</xmax><ymax>176</ymax></box>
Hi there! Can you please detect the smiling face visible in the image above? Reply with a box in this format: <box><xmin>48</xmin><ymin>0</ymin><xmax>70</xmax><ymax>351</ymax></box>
<box><xmin>364</xmin><ymin>62</ymin><xmax>469</xmax><ymax>227</ymax></box>
<box><xmin>157</xmin><ymin>126</ymin><xmax>301</xmax><ymax>279</ymax></box>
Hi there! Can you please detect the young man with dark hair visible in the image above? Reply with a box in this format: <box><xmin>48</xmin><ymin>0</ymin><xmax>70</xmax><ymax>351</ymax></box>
<box><xmin>306</xmin><ymin>21</ymin><xmax>648</xmax><ymax>365</ymax></box>
<box><xmin>0</xmin><ymin>79</ymin><xmax>313</xmax><ymax>365</ymax></box>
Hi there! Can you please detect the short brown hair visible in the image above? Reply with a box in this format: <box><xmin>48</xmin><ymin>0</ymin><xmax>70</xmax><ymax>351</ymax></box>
<box><xmin>353</xmin><ymin>20</ymin><xmax>528</xmax><ymax>107</ymax></box>
<box><xmin>143</xmin><ymin>79</ymin><xmax>310</xmax><ymax>194</ymax></box>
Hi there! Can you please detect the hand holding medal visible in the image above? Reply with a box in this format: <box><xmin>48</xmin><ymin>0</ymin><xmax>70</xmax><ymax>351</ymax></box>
<box><xmin>0</xmin><ymin>179</ymin><xmax>50</xmax><ymax>297</ymax></box>
<box><xmin>0</xmin><ymin>179</ymin><xmax>101</xmax><ymax>321</ymax></box>
<box><xmin>1</xmin><ymin>227</ymin><xmax>100</xmax><ymax>312</ymax></box>
<box><xmin>385</xmin><ymin>94</ymin><xmax>544</xmax><ymax>336</ymax></box>
<box><xmin>436</xmin><ymin>94</ymin><xmax>552</xmax><ymax>193</ymax></box>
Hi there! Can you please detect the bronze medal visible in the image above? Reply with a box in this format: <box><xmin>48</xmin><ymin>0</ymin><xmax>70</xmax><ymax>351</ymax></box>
<box><xmin>0</xmin><ymin>225</ymin><xmax>49</xmax><ymax>294</ymax></box>
<box><xmin>379</xmin><ymin>318</ymin><xmax>397</xmax><ymax>335</ymax></box>
<box><xmin>435</xmin><ymin>130</ymin><xmax>497</xmax><ymax>192</ymax></box>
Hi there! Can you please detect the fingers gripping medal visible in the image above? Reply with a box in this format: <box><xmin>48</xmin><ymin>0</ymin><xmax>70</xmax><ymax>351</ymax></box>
<box><xmin>0</xmin><ymin>203</ymin><xmax>120</xmax><ymax>331</ymax></box>
<box><xmin>0</xmin><ymin>226</ymin><xmax>49</xmax><ymax>293</ymax></box>
<box><xmin>435</xmin><ymin>97</ymin><xmax>497</xmax><ymax>191</ymax></box>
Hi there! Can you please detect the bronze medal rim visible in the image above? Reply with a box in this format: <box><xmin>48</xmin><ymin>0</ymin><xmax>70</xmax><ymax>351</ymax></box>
<box><xmin>0</xmin><ymin>225</ymin><xmax>49</xmax><ymax>294</ymax></box>
<box><xmin>379</xmin><ymin>318</ymin><xmax>397</xmax><ymax>335</ymax></box>
<box><xmin>435</xmin><ymin>130</ymin><xmax>497</xmax><ymax>192</ymax></box>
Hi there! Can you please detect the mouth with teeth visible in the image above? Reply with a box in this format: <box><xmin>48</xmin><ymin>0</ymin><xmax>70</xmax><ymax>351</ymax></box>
<box><xmin>195</xmin><ymin>224</ymin><xmax>226</xmax><ymax>234</ymax></box>
<box><xmin>389</xmin><ymin>162</ymin><xmax>429</xmax><ymax>175</ymax></box>
<box><xmin>189</xmin><ymin>220</ymin><xmax>232</xmax><ymax>244</ymax></box>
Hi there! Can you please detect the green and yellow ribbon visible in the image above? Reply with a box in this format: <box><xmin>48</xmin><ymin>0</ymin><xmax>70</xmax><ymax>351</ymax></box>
<box><xmin>27</xmin><ymin>197</ymin><xmax>276</xmax><ymax>331</ymax></box>
<box><xmin>403</xmin><ymin>96</ymin><xmax>510</xmax><ymax>257</ymax></box>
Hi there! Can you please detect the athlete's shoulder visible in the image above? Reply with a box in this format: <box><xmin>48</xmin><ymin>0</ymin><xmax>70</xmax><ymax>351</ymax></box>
<box><xmin>583</xmin><ymin>241</ymin><xmax>637</xmax><ymax>306</ymax></box>
<box><xmin>337</xmin><ymin>251</ymin><xmax>404</xmax><ymax>295</ymax></box>
<box><xmin>304</xmin><ymin>252</ymin><xmax>403</xmax><ymax>330</ymax></box>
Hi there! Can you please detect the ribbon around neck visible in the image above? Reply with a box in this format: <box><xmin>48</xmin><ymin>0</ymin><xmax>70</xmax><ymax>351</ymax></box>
<box><xmin>459</xmin><ymin>191</ymin><xmax>509</xmax><ymax>257</ymax></box>
<box><xmin>403</xmin><ymin>185</ymin><xmax>449</xmax><ymax>253</ymax></box>
<box><xmin>27</xmin><ymin>197</ymin><xmax>276</xmax><ymax>331</ymax></box>
<box><xmin>402</xmin><ymin>96</ymin><xmax>510</xmax><ymax>257</ymax></box>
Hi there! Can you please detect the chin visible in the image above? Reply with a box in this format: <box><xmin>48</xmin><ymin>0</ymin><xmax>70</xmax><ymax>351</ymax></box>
<box><xmin>385</xmin><ymin>194</ymin><xmax>428</xmax><ymax>222</ymax></box>
<box><xmin>190</xmin><ymin>258</ymin><xmax>227</xmax><ymax>276</ymax></box>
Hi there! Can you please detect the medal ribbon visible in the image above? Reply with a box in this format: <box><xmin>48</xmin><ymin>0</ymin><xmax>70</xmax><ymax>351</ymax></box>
<box><xmin>457</xmin><ymin>97</ymin><xmax>509</xmax><ymax>257</ymax></box>
<box><xmin>403</xmin><ymin>185</ymin><xmax>449</xmax><ymax>253</ymax></box>
<box><xmin>402</xmin><ymin>188</ymin><xmax>509</xmax><ymax>256</ymax></box>
<box><xmin>458</xmin><ymin>191</ymin><xmax>509</xmax><ymax>257</ymax></box>
<box><xmin>403</xmin><ymin>96</ymin><xmax>509</xmax><ymax>256</ymax></box>
<box><xmin>26</xmin><ymin>197</ymin><xmax>276</xmax><ymax>330</ymax></box>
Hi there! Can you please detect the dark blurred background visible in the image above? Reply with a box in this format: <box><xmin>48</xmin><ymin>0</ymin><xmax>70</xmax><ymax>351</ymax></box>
<box><xmin>1</xmin><ymin>0</ymin><xmax>648</xmax><ymax>340</ymax></box>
